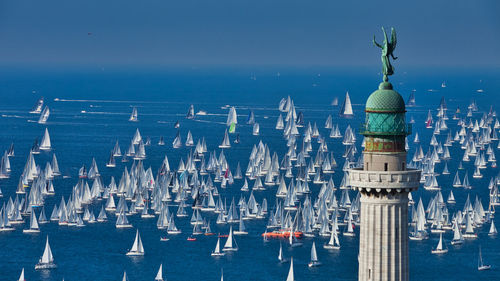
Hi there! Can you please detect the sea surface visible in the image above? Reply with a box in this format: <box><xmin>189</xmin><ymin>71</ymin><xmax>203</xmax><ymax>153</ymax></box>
<box><xmin>0</xmin><ymin>66</ymin><xmax>499</xmax><ymax>280</ymax></box>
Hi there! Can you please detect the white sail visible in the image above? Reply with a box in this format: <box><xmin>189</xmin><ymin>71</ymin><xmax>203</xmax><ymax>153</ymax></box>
<box><xmin>30</xmin><ymin>97</ymin><xmax>44</xmax><ymax>114</ymax></box>
<box><xmin>339</xmin><ymin>92</ymin><xmax>353</xmax><ymax>117</ymax></box>
<box><xmin>38</xmin><ymin>106</ymin><xmax>50</xmax><ymax>124</ymax></box>
<box><xmin>155</xmin><ymin>264</ymin><xmax>163</xmax><ymax>281</ymax></box>
<box><xmin>223</xmin><ymin>226</ymin><xmax>237</xmax><ymax>251</ymax></box>
<box><xmin>278</xmin><ymin>242</ymin><xmax>283</xmax><ymax>261</ymax></box>
<box><xmin>226</xmin><ymin>106</ymin><xmax>238</xmax><ymax>126</ymax></box>
<box><xmin>129</xmin><ymin>107</ymin><xmax>138</xmax><ymax>122</ymax></box>
<box><xmin>18</xmin><ymin>268</ymin><xmax>25</xmax><ymax>281</ymax></box>
<box><xmin>219</xmin><ymin>130</ymin><xmax>231</xmax><ymax>148</ymax></box>
<box><xmin>286</xmin><ymin>257</ymin><xmax>294</xmax><ymax>281</ymax></box>
<box><xmin>172</xmin><ymin>132</ymin><xmax>182</xmax><ymax>148</ymax></box>
<box><xmin>30</xmin><ymin>210</ymin><xmax>39</xmax><ymax>230</ymax></box>
<box><xmin>212</xmin><ymin>237</ymin><xmax>225</xmax><ymax>256</ymax></box>
<box><xmin>489</xmin><ymin>221</ymin><xmax>497</xmax><ymax>235</ymax></box>
<box><xmin>215</xmin><ymin>238</ymin><xmax>221</xmax><ymax>253</ymax></box>
<box><xmin>310</xmin><ymin>241</ymin><xmax>318</xmax><ymax>262</ymax></box>
<box><xmin>36</xmin><ymin>235</ymin><xmax>55</xmax><ymax>268</ymax></box>
<box><xmin>40</xmin><ymin>128</ymin><xmax>51</xmax><ymax>150</ymax></box>
<box><xmin>253</xmin><ymin>123</ymin><xmax>260</xmax><ymax>135</ymax></box>
<box><xmin>436</xmin><ymin>233</ymin><xmax>443</xmax><ymax>250</ymax></box>
<box><xmin>127</xmin><ymin>229</ymin><xmax>145</xmax><ymax>255</ymax></box>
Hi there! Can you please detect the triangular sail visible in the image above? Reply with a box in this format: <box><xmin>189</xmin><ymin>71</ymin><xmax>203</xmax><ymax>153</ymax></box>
<box><xmin>286</xmin><ymin>257</ymin><xmax>294</xmax><ymax>281</ymax></box>
<box><xmin>41</xmin><ymin>236</ymin><xmax>54</xmax><ymax>264</ymax></box>
<box><xmin>310</xmin><ymin>241</ymin><xmax>318</xmax><ymax>262</ymax></box>
<box><xmin>155</xmin><ymin>264</ymin><xmax>163</xmax><ymax>281</ymax></box>
<box><xmin>339</xmin><ymin>92</ymin><xmax>353</xmax><ymax>117</ymax></box>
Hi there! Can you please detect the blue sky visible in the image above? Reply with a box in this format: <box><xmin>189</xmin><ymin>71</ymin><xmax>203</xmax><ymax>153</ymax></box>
<box><xmin>0</xmin><ymin>0</ymin><xmax>498</xmax><ymax>67</ymax></box>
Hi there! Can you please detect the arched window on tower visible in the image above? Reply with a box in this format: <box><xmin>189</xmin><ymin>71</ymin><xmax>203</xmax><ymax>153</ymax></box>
<box><xmin>384</xmin><ymin>163</ymin><xmax>388</xmax><ymax>171</ymax></box>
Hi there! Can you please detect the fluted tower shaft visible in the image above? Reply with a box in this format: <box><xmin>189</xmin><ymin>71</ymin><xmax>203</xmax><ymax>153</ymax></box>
<box><xmin>350</xmin><ymin>80</ymin><xmax>420</xmax><ymax>281</ymax></box>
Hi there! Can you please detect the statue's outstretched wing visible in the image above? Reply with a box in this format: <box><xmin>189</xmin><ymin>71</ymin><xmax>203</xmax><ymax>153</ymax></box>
<box><xmin>391</xmin><ymin>28</ymin><xmax>397</xmax><ymax>49</ymax></box>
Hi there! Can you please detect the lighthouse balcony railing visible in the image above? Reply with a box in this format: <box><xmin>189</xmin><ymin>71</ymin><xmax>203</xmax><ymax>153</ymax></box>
<box><xmin>349</xmin><ymin>168</ymin><xmax>420</xmax><ymax>191</ymax></box>
<box><xmin>359</xmin><ymin>123</ymin><xmax>412</xmax><ymax>136</ymax></box>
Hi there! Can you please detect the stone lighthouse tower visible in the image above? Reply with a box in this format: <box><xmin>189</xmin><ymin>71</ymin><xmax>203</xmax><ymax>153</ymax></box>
<box><xmin>349</xmin><ymin>28</ymin><xmax>420</xmax><ymax>281</ymax></box>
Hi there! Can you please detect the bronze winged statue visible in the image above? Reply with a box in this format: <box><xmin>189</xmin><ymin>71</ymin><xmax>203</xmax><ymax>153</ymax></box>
<box><xmin>373</xmin><ymin>27</ymin><xmax>397</xmax><ymax>82</ymax></box>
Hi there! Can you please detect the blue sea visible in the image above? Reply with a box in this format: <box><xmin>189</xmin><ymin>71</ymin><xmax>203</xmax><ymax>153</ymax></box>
<box><xmin>0</xmin><ymin>66</ymin><xmax>499</xmax><ymax>280</ymax></box>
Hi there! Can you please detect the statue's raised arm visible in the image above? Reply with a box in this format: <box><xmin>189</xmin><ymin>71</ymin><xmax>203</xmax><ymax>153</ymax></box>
<box><xmin>373</xmin><ymin>36</ymin><xmax>382</xmax><ymax>49</ymax></box>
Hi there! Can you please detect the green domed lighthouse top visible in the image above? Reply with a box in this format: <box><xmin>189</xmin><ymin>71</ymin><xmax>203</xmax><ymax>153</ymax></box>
<box><xmin>366</xmin><ymin>82</ymin><xmax>405</xmax><ymax>113</ymax></box>
<box><xmin>361</xmin><ymin>27</ymin><xmax>411</xmax><ymax>153</ymax></box>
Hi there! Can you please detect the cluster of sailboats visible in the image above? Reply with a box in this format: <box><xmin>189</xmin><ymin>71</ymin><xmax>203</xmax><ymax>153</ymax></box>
<box><xmin>6</xmin><ymin>92</ymin><xmax>500</xmax><ymax>280</ymax></box>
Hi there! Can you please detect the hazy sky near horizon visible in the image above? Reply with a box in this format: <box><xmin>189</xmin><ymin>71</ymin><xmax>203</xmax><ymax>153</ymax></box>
<box><xmin>0</xmin><ymin>0</ymin><xmax>499</xmax><ymax>67</ymax></box>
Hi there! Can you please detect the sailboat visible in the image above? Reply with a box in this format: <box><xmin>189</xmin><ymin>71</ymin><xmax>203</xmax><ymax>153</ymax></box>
<box><xmin>30</xmin><ymin>97</ymin><xmax>44</xmax><ymax>114</ymax></box>
<box><xmin>226</xmin><ymin>106</ymin><xmax>237</xmax><ymax>126</ymax></box>
<box><xmin>219</xmin><ymin>130</ymin><xmax>231</xmax><ymax>149</ymax></box>
<box><xmin>286</xmin><ymin>257</ymin><xmax>295</xmax><ymax>281</ymax></box>
<box><xmin>129</xmin><ymin>107</ymin><xmax>138</xmax><ymax>122</ymax></box>
<box><xmin>126</xmin><ymin>229</ymin><xmax>145</xmax><ymax>256</ymax></box>
<box><xmin>172</xmin><ymin>131</ymin><xmax>182</xmax><ymax>148</ymax></box>
<box><xmin>278</xmin><ymin>242</ymin><xmax>287</xmax><ymax>262</ymax></box>
<box><xmin>106</xmin><ymin>151</ymin><xmax>116</xmax><ymax>167</ymax></box>
<box><xmin>288</xmin><ymin>228</ymin><xmax>303</xmax><ymax>247</ymax></box>
<box><xmin>431</xmin><ymin>233</ymin><xmax>448</xmax><ymax>254</ymax></box>
<box><xmin>324</xmin><ymin>228</ymin><xmax>341</xmax><ymax>250</ymax></box>
<box><xmin>425</xmin><ymin>110</ymin><xmax>433</xmax><ymax>128</ymax></box>
<box><xmin>18</xmin><ymin>268</ymin><xmax>25</xmax><ymax>281</ymax></box>
<box><xmin>407</xmin><ymin>91</ymin><xmax>416</xmax><ymax>107</ymax></box>
<box><xmin>158</xmin><ymin>136</ymin><xmax>165</xmax><ymax>146</ymax></box>
<box><xmin>186</xmin><ymin>105</ymin><xmax>195</xmax><ymax>119</ymax></box>
<box><xmin>452</xmin><ymin>172</ymin><xmax>462</xmax><ymax>187</ymax></box>
<box><xmin>446</xmin><ymin>190</ymin><xmax>456</xmax><ymax>204</ymax></box>
<box><xmin>489</xmin><ymin>221</ymin><xmax>497</xmax><ymax>236</ymax></box>
<box><xmin>35</xmin><ymin>236</ymin><xmax>57</xmax><ymax>269</ymax></box>
<box><xmin>40</xmin><ymin>128</ymin><xmax>51</xmax><ymax>151</ymax></box>
<box><xmin>116</xmin><ymin>211</ymin><xmax>132</xmax><ymax>228</ymax></box>
<box><xmin>339</xmin><ymin>91</ymin><xmax>353</xmax><ymax>118</ymax></box>
<box><xmin>343</xmin><ymin>215</ymin><xmax>355</xmax><ymax>237</ymax></box>
<box><xmin>234</xmin><ymin>219</ymin><xmax>248</xmax><ymax>235</ymax></box>
<box><xmin>253</xmin><ymin>123</ymin><xmax>260</xmax><ymax>136</ymax></box>
<box><xmin>450</xmin><ymin>221</ymin><xmax>464</xmax><ymax>245</ymax></box>
<box><xmin>222</xmin><ymin>226</ymin><xmax>238</xmax><ymax>251</ymax></box>
<box><xmin>308</xmin><ymin>241</ymin><xmax>322</xmax><ymax>267</ymax></box>
<box><xmin>38</xmin><ymin>106</ymin><xmax>50</xmax><ymax>124</ymax></box>
<box><xmin>23</xmin><ymin>211</ymin><xmax>40</xmax><ymax>233</ymax></box>
<box><xmin>211</xmin><ymin>237</ymin><xmax>226</xmax><ymax>256</ymax></box>
<box><xmin>155</xmin><ymin>264</ymin><xmax>164</xmax><ymax>280</ymax></box>
<box><xmin>477</xmin><ymin>246</ymin><xmax>491</xmax><ymax>271</ymax></box>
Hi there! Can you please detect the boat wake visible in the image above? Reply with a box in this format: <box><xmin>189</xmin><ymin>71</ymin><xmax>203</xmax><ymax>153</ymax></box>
<box><xmin>1</xmin><ymin>114</ymin><xmax>29</xmax><ymax>119</ymax></box>
<box><xmin>193</xmin><ymin>119</ymin><xmax>226</xmax><ymax>125</ymax></box>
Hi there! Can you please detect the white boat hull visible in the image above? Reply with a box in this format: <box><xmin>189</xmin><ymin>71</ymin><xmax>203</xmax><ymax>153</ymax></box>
<box><xmin>431</xmin><ymin>249</ymin><xmax>448</xmax><ymax>254</ymax></box>
<box><xmin>35</xmin><ymin>263</ymin><xmax>57</xmax><ymax>270</ymax></box>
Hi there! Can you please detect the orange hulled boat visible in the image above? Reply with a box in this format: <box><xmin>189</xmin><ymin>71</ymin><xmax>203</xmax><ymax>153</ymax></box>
<box><xmin>261</xmin><ymin>230</ymin><xmax>303</xmax><ymax>239</ymax></box>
